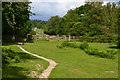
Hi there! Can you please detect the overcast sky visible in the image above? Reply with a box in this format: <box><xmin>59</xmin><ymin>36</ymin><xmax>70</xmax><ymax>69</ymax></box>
<box><xmin>29</xmin><ymin>0</ymin><xmax>119</xmax><ymax>21</ymax></box>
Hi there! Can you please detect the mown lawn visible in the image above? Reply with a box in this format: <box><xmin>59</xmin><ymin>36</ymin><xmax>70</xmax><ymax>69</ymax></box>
<box><xmin>2</xmin><ymin>45</ymin><xmax>49</xmax><ymax>78</ymax></box>
<box><xmin>22</xmin><ymin>40</ymin><xmax>118</xmax><ymax>78</ymax></box>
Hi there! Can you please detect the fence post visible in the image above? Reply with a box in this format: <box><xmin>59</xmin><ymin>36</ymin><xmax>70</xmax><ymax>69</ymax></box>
<box><xmin>73</xmin><ymin>36</ymin><xmax>75</xmax><ymax>40</ymax></box>
<box><xmin>64</xmin><ymin>35</ymin><xmax>66</xmax><ymax>41</ymax></box>
<box><xmin>57</xmin><ymin>35</ymin><xmax>59</xmax><ymax>41</ymax></box>
<box><xmin>69</xmin><ymin>35</ymin><xmax>71</xmax><ymax>41</ymax></box>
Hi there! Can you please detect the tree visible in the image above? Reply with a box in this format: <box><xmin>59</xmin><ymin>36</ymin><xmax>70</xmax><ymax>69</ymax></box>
<box><xmin>70</xmin><ymin>22</ymin><xmax>86</xmax><ymax>36</ymax></box>
<box><xmin>2</xmin><ymin>2</ymin><xmax>33</xmax><ymax>41</ymax></box>
<box><xmin>62</xmin><ymin>9</ymin><xmax>80</xmax><ymax>35</ymax></box>
<box><xmin>102</xmin><ymin>3</ymin><xmax>118</xmax><ymax>34</ymax></box>
<box><xmin>44</xmin><ymin>16</ymin><xmax>61</xmax><ymax>35</ymax></box>
<box><xmin>117</xmin><ymin>1</ymin><xmax>120</xmax><ymax>48</ymax></box>
<box><xmin>31</xmin><ymin>20</ymin><xmax>47</xmax><ymax>29</ymax></box>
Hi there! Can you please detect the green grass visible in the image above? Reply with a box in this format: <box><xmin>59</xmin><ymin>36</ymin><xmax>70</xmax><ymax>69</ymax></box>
<box><xmin>22</xmin><ymin>40</ymin><xmax>118</xmax><ymax>78</ymax></box>
<box><xmin>2</xmin><ymin>45</ymin><xmax>49</xmax><ymax>78</ymax></box>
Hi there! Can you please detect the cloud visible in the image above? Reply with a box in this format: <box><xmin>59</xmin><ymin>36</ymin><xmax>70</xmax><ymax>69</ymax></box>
<box><xmin>30</xmin><ymin>0</ymin><xmax>85</xmax><ymax>2</ymax></box>
<box><xmin>30</xmin><ymin>1</ymin><xmax>85</xmax><ymax>20</ymax></box>
<box><xmin>29</xmin><ymin>0</ymin><xmax>119</xmax><ymax>21</ymax></box>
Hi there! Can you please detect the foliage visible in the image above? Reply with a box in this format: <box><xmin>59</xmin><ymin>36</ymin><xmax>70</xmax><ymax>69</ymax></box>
<box><xmin>2</xmin><ymin>48</ymin><xmax>20</xmax><ymax>65</ymax></box>
<box><xmin>61</xmin><ymin>41</ymin><xmax>69</xmax><ymax>47</ymax></box>
<box><xmin>44</xmin><ymin>16</ymin><xmax>61</xmax><ymax>35</ymax></box>
<box><xmin>30</xmin><ymin>30</ymin><xmax>36</xmax><ymax>35</ymax></box>
<box><xmin>57</xmin><ymin>45</ymin><xmax>63</xmax><ymax>48</ymax></box>
<box><xmin>26</xmin><ymin>34</ymin><xmax>34</xmax><ymax>43</ymax></box>
<box><xmin>44</xmin><ymin>2</ymin><xmax>119</xmax><ymax>44</ymax></box>
<box><xmin>80</xmin><ymin>41</ymin><xmax>89</xmax><ymax>50</ymax></box>
<box><xmin>84</xmin><ymin>48</ymin><xmax>117</xmax><ymax>59</ymax></box>
<box><xmin>57</xmin><ymin>41</ymin><xmax>79</xmax><ymax>48</ymax></box>
<box><xmin>31</xmin><ymin>20</ymin><xmax>47</xmax><ymax>29</ymax></box>
<box><xmin>79</xmin><ymin>35</ymin><xmax>118</xmax><ymax>43</ymax></box>
<box><xmin>2</xmin><ymin>45</ymin><xmax>49</xmax><ymax>78</ymax></box>
<box><xmin>2</xmin><ymin>2</ymin><xmax>33</xmax><ymax>42</ymax></box>
<box><xmin>59</xmin><ymin>41</ymin><xmax>117</xmax><ymax>59</ymax></box>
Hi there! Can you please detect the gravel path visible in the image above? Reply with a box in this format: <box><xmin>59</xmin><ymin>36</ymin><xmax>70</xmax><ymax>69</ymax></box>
<box><xmin>18</xmin><ymin>45</ymin><xmax>58</xmax><ymax>78</ymax></box>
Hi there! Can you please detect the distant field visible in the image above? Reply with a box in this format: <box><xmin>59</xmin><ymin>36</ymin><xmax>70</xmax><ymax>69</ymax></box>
<box><xmin>22</xmin><ymin>40</ymin><xmax>118</xmax><ymax>78</ymax></box>
<box><xmin>2</xmin><ymin>45</ymin><xmax>49</xmax><ymax>78</ymax></box>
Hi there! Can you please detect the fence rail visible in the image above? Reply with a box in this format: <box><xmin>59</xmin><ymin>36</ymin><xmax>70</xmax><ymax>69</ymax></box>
<box><xmin>32</xmin><ymin>35</ymin><xmax>81</xmax><ymax>41</ymax></box>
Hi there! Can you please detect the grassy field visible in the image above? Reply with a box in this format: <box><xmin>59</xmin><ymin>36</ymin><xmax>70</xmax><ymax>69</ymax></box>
<box><xmin>2</xmin><ymin>45</ymin><xmax>49</xmax><ymax>78</ymax></box>
<box><xmin>21</xmin><ymin>40</ymin><xmax>118</xmax><ymax>78</ymax></box>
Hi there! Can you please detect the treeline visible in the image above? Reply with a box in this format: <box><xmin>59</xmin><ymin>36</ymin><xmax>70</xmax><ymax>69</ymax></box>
<box><xmin>44</xmin><ymin>2</ymin><xmax>119</xmax><ymax>37</ymax></box>
<box><xmin>31</xmin><ymin>20</ymin><xmax>47</xmax><ymax>29</ymax></box>
<box><xmin>2</xmin><ymin>2</ymin><xmax>33</xmax><ymax>42</ymax></box>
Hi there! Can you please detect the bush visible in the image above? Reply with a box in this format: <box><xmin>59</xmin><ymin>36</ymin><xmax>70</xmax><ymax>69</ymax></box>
<box><xmin>106</xmin><ymin>49</ymin><xmax>117</xmax><ymax>55</ymax></box>
<box><xmin>57</xmin><ymin>45</ymin><xmax>63</xmax><ymax>48</ymax></box>
<box><xmin>2</xmin><ymin>48</ymin><xmax>20</xmax><ymax>65</ymax></box>
<box><xmin>68</xmin><ymin>43</ymin><xmax>78</xmax><ymax>48</ymax></box>
<box><xmin>61</xmin><ymin>41</ymin><xmax>69</xmax><ymax>47</ymax></box>
<box><xmin>60</xmin><ymin>41</ymin><xmax>79</xmax><ymax>48</ymax></box>
<box><xmin>84</xmin><ymin>48</ymin><xmax>117</xmax><ymax>59</ymax></box>
<box><xmin>80</xmin><ymin>41</ymin><xmax>89</xmax><ymax>50</ymax></box>
<box><xmin>84</xmin><ymin>48</ymin><xmax>99</xmax><ymax>55</ymax></box>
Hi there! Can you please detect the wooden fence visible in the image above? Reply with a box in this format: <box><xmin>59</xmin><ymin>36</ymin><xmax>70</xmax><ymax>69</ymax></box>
<box><xmin>32</xmin><ymin>35</ymin><xmax>81</xmax><ymax>41</ymax></box>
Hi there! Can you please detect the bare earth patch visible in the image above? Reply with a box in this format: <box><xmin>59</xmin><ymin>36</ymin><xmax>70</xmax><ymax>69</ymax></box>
<box><xmin>104</xmin><ymin>71</ymin><xmax>115</xmax><ymax>73</ymax></box>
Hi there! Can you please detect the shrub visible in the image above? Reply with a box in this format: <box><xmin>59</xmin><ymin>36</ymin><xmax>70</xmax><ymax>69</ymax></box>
<box><xmin>106</xmin><ymin>49</ymin><xmax>117</xmax><ymax>55</ymax></box>
<box><xmin>84</xmin><ymin>48</ymin><xmax>99</xmax><ymax>55</ymax></box>
<box><xmin>84</xmin><ymin>48</ymin><xmax>117</xmax><ymax>59</ymax></box>
<box><xmin>57</xmin><ymin>45</ymin><xmax>63</xmax><ymax>48</ymax></box>
<box><xmin>80</xmin><ymin>41</ymin><xmax>89</xmax><ymax>50</ymax></box>
<box><xmin>60</xmin><ymin>41</ymin><xmax>79</xmax><ymax>48</ymax></box>
<box><xmin>61</xmin><ymin>41</ymin><xmax>69</xmax><ymax>47</ymax></box>
<box><xmin>2</xmin><ymin>48</ymin><xmax>20</xmax><ymax>65</ymax></box>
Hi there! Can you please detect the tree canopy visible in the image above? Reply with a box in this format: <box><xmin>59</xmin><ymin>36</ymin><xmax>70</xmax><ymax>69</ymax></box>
<box><xmin>44</xmin><ymin>2</ymin><xmax>119</xmax><ymax>37</ymax></box>
<box><xmin>2</xmin><ymin>2</ymin><xmax>33</xmax><ymax>41</ymax></box>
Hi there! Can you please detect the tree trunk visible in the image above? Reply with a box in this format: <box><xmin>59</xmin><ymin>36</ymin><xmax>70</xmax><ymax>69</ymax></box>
<box><xmin>12</xmin><ymin>35</ymin><xmax>15</xmax><ymax>42</ymax></box>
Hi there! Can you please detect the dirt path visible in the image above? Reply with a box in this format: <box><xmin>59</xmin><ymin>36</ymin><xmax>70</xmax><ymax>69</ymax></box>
<box><xmin>17</xmin><ymin>45</ymin><xmax>58</xmax><ymax>78</ymax></box>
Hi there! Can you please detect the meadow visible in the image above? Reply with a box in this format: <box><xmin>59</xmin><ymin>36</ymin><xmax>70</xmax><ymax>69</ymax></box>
<box><xmin>21</xmin><ymin>40</ymin><xmax>118</xmax><ymax>78</ymax></box>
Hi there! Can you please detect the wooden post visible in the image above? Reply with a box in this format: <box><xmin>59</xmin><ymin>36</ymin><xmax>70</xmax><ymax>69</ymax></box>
<box><xmin>64</xmin><ymin>35</ymin><xmax>66</xmax><ymax>41</ymax></box>
<box><xmin>69</xmin><ymin>35</ymin><xmax>71</xmax><ymax>41</ymax></box>
<box><xmin>73</xmin><ymin>36</ymin><xmax>75</xmax><ymax>40</ymax></box>
<box><xmin>57</xmin><ymin>35</ymin><xmax>59</xmax><ymax>41</ymax></box>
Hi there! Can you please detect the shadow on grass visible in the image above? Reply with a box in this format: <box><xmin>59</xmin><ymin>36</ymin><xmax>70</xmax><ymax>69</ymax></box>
<box><xmin>17</xmin><ymin>52</ymin><xmax>38</xmax><ymax>60</ymax></box>
<box><xmin>109</xmin><ymin>46</ymin><xmax>119</xmax><ymax>49</ymax></box>
<box><xmin>2</xmin><ymin>66</ymin><xmax>29</xmax><ymax>79</ymax></box>
<box><xmin>2</xmin><ymin>51</ymin><xmax>39</xmax><ymax>79</ymax></box>
<box><xmin>2</xmin><ymin>41</ymin><xmax>18</xmax><ymax>46</ymax></box>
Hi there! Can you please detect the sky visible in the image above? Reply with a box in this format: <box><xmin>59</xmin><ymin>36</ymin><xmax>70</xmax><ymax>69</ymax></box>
<box><xmin>29</xmin><ymin>0</ymin><xmax>119</xmax><ymax>21</ymax></box>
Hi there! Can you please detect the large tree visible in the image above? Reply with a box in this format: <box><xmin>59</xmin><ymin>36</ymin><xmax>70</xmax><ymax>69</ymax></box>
<box><xmin>2</xmin><ymin>2</ymin><xmax>32</xmax><ymax>41</ymax></box>
<box><xmin>44</xmin><ymin>16</ymin><xmax>61</xmax><ymax>35</ymax></box>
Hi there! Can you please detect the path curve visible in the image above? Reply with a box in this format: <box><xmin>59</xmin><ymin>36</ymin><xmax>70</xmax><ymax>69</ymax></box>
<box><xmin>17</xmin><ymin>45</ymin><xmax>58</xmax><ymax>78</ymax></box>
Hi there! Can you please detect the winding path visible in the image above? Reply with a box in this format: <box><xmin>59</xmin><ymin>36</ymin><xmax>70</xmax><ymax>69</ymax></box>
<box><xmin>17</xmin><ymin>45</ymin><xmax>58</xmax><ymax>78</ymax></box>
